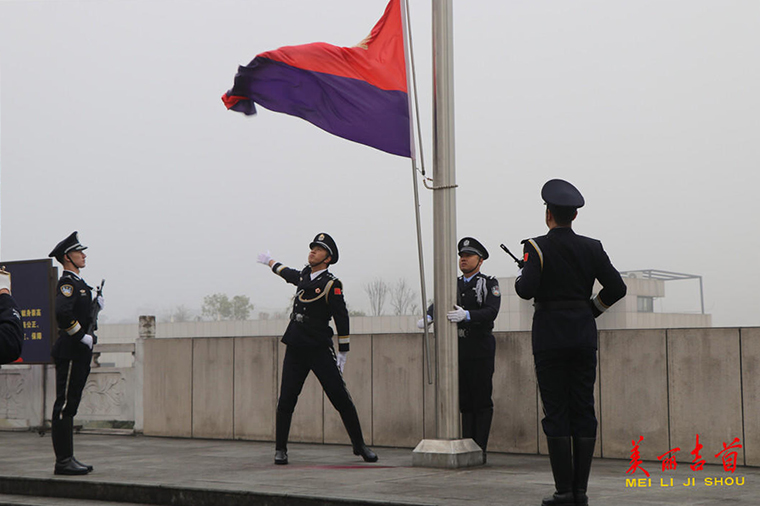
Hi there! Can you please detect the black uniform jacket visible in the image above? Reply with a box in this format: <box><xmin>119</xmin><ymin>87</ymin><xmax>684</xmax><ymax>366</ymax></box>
<box><xmin>427</xmin><ymin>272</ymin><xmax>501</xmax><ymax>360</ymax></box>
<box><xmin>272</xmin><ymin>263</ymin><xmax>350</xmax><ymax>352</ymax></box>
<box><xmin>52</xmin><ymin>271</ymin><xmax>93</xmax><ymax>361</ymax></box>
<box><xmin>0</xmin><ymin>293</ymin><xmax>23</xmax><ymax>364</ymax></box>
<box><xmin>515</xmin><ymin>227</ymin><xmax>626</xmax><ymax>353</ymax></box>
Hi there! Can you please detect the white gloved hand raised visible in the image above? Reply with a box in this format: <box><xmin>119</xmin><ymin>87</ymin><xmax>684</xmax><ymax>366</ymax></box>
<box><xmin>336</xmin><ymin>351</ymin><xmax>348</xmax><ymax>373</ymax></box>
<box><xmin>416</xmin><ymin>315</ymin><xmax>433</xmax><ymax>329</ymax></box>
<box><xmin>516</xmin><ymin>268</ymin><xmax>523</xmax><ymax>279</ymax></box>
<box><xmin>97</xmin><ymin>295</ymin><xmax>105</xmax><ymax>310</ymax></box>
<box><xmin>80</xmin><ymin>334</ymin><xmax>94</xmax><ymax>350</ymax></box>
<box><xmin>446</xmin><ymin>305</ymin><xmax>467</xmax><ymax>323</ymax></box>
<box><xmin>257</xmin><ymin>250</ymin><xmax>273</xmax><ymax>266</ymax></box>
<box><xmin>0</xmin><ymin>271</ymin><xmax>10</xmax><ymax>294</ymax></box>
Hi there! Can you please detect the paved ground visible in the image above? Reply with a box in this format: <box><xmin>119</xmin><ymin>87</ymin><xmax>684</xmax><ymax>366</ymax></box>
<box><xmin>0</xmin><ymin>431</ymin><xmax>756</xmax><ymax>505</ymax></box>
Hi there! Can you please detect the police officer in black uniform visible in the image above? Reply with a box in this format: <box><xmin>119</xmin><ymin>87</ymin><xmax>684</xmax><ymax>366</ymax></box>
<box><xmin>419</xmin><ymin>237</ymin><xmax>501</xmax><ymax>461</ymax></box>
<box><xmin>515</xmin><ymin>180</ymin><xmax>626</xmax><ymax>506</ymax></box>
<box><xmin>0</xmin><ymin>269</ymin><xmax>23</xmax><ymax>365</ymax></box>
<box><xmin>48</xmin><ymin>232</ymin><xmax>103</xmax><ymax>475</ymax></box>
<box><xmin>257</xmin><ymin>233</ymin><xmax>377</xmax><ymax>465</ymax></box>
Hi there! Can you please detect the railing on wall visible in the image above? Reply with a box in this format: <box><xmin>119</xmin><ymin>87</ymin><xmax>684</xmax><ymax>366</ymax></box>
<box><xmin>0</xmin><ymin>317</ymin><xmax>151</xmax><ymax>434</ymax></box>
<box><xmin>3</xmin><ymin>319</ymin><xmax>760</xmax><ymax>469</ymax></box>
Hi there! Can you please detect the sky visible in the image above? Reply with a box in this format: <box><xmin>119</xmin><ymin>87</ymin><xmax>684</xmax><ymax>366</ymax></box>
<box><xmin>0</xmin><ymin>0</ymin><xmax>758</xmax><ymax>326</ymax></box>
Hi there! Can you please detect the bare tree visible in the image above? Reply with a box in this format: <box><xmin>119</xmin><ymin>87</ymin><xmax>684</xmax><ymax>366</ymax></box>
<box><xmin>364</xmin><ymin>278</ymin><xmax>389</xmax><ymax>316</ymax></box>
<box><xmin>389</xmin><ymin>278</ymin><xmax>417</xmax><ymax>315</ymax></box>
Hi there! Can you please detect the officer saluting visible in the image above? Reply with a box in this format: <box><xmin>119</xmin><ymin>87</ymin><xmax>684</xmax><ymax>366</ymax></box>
<box><xmin>48</xmin><ymin>232</ymin><xmax>104</xmax><ymax>475</ymax></box>
<box><xmin>0</xmin><ymin>269</ymin><xmax>23</xmax><ymax>365</ymax></box>
<box><xmin>419</xmin><ymin>237</ymin><xmax>501</xmax><ymax>461</ymax></box>
<box><xmin>515</xmin><ymin>180</ymin><xmax>626</xmax><ymax>506</ymax></box>
<box><xmin>257</xmin><ymin>233</ymin><xmax>377</xmax><ymax>465</ymax></box>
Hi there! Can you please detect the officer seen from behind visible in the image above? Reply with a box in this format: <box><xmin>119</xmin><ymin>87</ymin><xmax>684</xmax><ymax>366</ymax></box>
<box><xmin>419</xmin><ymin>237</ymin><xmax>501</xmax><ymax>461</ymax></box>
<box><xmin>515</xmin><ymin>180</ymin><xmax>626</xmax><ymax>506</ymax></box>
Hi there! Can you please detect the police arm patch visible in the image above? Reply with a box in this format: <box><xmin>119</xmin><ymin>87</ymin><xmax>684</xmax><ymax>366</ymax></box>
<box><xmin>60</xmin><ymin>284</ymin><xmax>74</xmax><ymax>297</ymax></box>
<box><xmin>492</xmin><ymin>285</ymin><xmax>501</xmax><ymax>297</ymax></box>
<box><xmin>334</xmin><ymin>287</ymin><xmax>342</xmax><ymax>295</ymax></box>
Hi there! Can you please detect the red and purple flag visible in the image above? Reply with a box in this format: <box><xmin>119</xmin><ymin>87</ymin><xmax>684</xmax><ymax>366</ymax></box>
<box><xmin>222</xmin><ymin>0</ymin><xmax>410</xmax><ymax>158</ymax></box>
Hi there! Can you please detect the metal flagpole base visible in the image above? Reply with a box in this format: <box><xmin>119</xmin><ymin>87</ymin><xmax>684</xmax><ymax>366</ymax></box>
<box><xmin>412</xmin><ymin>438</ymin><xmax>484</xmax><ymax>468</ymax></box>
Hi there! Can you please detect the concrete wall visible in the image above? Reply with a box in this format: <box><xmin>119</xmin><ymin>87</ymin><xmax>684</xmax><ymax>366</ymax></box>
<box><xmin>141</xmin><ymin>327</ymin><xmax>760</xmax><ymax>467</ymax></box>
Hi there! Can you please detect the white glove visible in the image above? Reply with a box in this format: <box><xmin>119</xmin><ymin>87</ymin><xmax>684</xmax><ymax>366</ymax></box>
<box><xmin>336</xmin><ymin>351</ymin><xmax>348</xmax><ymax>373</ymax></box>
<box><xmin>257</xmin><ymin>250</ymin><xmax>273</xmax><ymax>265</ymax></box>
<box><xmin>517</xmin><ymin>268</ymin><xmax>523</xmax><ymax>278</ymax></box>
<box><xmin>417</xmin><ymin>315</ymin><xmax>433</xmax><ymax>329</ymax></box>
<box><xmin>97</xmin><ymin>295</ymin><xmax>105</xmax><ymax>309</ymax></box>
<box><xmin>81</xmin><ymin>334</ymin><xmax>94</xmax><ymax>350</ymax></box>
<box><xmin>0</xmin><ymin>271</ymin><xmax>10</xmax><ymax>293</ymax></box>
<box><xmin>447</xmin><ymin>305</ymin><xmax>467</xmax><ymax>323</ymax></box>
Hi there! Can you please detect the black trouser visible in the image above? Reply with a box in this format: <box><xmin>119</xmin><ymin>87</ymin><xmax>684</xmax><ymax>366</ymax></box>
<box><xmin>459</xmin><ymin>355</ymin><xmax>495</xmax><ymax>452</ymax></box>
<box><xmin>52</xmin><ymin>354</ymin><xmax>91</xmax><ymax>421</ymax></box>
<box><xmin>534</xmin><ymin>347</ymin><xmax>597</xmax><ymax>438</ymax></box>
<box><xmin>276</xmin><ymin>345</ymin><xmax>365</xmax><ymax>449</ymax></box>
<box><xmin>459</xmin><ymin>355</ymin><xmax>494</xmax><ymax>413</ymax></box>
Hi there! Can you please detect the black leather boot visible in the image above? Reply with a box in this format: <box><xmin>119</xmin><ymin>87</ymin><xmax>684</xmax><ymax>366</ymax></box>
<box><xmin>572</xmin><ymin>437</ymin><xmax>596</xmax><ymax>506</ymax></box>
<box><xmin>274</xmin><ymin>409</ymin><xmax>292</xmax><ymax>465</ymax></box>
<box><xmin>52</xmin><ymin>418</ymin><xmax>89</xmax><ymax>476</ymax></box>
<box><xmin>542</xmin><ymin>437</ymin><xmax>575</xmax><ymax>506</ymax></box>
<box><xmin>73</xmin><ymin>457</ymin><xmax>93</xmax><ymax>472</ymax></box>
<box><xmin>353</xmin><ymin>445</ymin><xmax>378</xmax><ymax>463</ymax></box>
<box><xmin>66</xmin><ymin>418</ymin><xmax>93</xmax><ymax>472</ymax></box>
<box><xmin>473</xmin><ymin>407</ymin><xmax>493</xmax><ymax>463</ymax></box>
<box><xmin>339</xmin><ymin>404</ymin><xmax>378</xmax><ymax>462</ymax></box>
<box><xmin>274</xmin><ymin>449</ymin><xmax>288</xmax><ymax>465</ymax></box>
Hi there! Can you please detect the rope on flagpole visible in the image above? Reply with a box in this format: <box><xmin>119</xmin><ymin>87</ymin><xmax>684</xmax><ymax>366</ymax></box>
<box><xmin>402</xmin><ymin>0</ymin><xmax>434</xmax><ymax>384</ymax></box>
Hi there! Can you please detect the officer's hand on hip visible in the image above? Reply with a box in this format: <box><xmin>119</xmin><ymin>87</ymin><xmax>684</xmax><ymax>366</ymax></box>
<box><xmin>447</xmin><ymin>305</ymin><xmax>467</xmax><ymax>323</ymax></box>
<box><xmin>257</xmin><ymin>250</ymin><xmax>273</xmax><ymax>266</ymax></box>
<box><xmin>417</xmin><ymin>315</ymin><xmax>433</xmax><ymax>329</ymax></box>
<box><xmin>336</xmin><ymin>351</ymin><xmax>347</xmax><ymax>373</ymax></box>
<box><xmin>80</xmin><ymin>334</ymin><xmax>94</xmax><ymax>350</ymax></box>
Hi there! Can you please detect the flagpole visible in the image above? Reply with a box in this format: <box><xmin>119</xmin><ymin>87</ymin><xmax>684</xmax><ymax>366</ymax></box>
<box><xmin>401</xmin><ymin>0</ymin><xmax>433</xmax><ymax>386</ymax></box>
<box><xmin>412</xmin><ymin>0</ymin><xmax>482</xmax><ymax>468</ymax></box>
<box><xmin>431</xmin><ymin>0</ymin><xmax>459</xmax><ymax>442</ymax></box>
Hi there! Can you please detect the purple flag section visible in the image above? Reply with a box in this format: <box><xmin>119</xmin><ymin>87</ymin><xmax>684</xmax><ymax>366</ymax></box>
<box><xmin>225</xmin><ymin>57</ymin><xmax>410</xmax><ymax>157</ymax></box>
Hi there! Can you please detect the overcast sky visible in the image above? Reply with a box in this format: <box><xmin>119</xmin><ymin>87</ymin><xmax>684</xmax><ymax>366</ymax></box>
<box><xmin>1</xmin><ymin>0</ymin><xmax>758</xmax><ymax>326</ymax></box>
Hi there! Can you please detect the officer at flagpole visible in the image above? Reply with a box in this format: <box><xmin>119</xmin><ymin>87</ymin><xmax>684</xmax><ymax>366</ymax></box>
<box><xmin>515</xmin><ymin>180</ymin><xmax>626</xmax><ymax>506</ymax></box>
<box><xmin>48</xmin><ymin>232</ymin><xmax>104</xmax><ymax>475</ymax></box>
<box><xmin>418</xmin><ymin>237</ymin><xmax>501</xmax><ymax>461</ymax></box>
<box><xmin>257</xmin><ymin>233</ymin><xmax>377</xmax><ymax>465</ymax></box>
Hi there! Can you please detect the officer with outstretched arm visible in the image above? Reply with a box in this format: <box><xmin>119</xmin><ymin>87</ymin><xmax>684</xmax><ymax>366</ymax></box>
<box><xmin>257</xmin><ymin>233</ymin><xmax>377</xmax><ymax>465</ymax></box>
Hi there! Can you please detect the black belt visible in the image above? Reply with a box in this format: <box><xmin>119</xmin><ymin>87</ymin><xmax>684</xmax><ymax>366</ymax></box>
<box><xmin>534</xmin><ymin>300</ymin><xmax>590</xmax><ymax>311</ymax></box>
